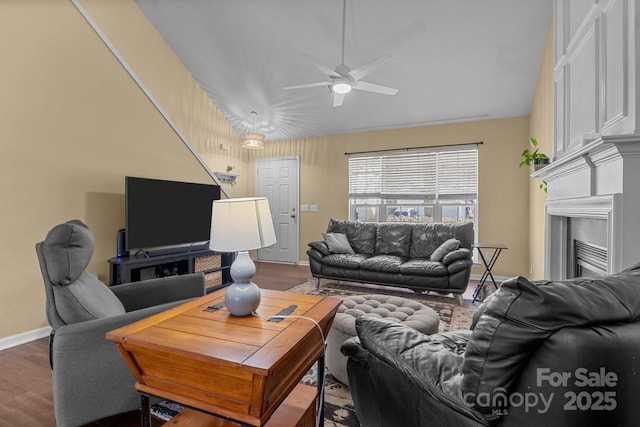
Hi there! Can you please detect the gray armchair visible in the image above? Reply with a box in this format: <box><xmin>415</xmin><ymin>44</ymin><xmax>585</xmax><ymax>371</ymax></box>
<box><xmin>35</xmin><ymin>220</ymin><xmax>206</xmax><ymax>427</ymax></box>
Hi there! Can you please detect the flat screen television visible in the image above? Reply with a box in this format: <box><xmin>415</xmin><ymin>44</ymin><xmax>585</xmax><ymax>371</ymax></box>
<box><xmin>125</xmin><ymin>176</ymin><xmax>221</xmax><ymax>254</ymax></box>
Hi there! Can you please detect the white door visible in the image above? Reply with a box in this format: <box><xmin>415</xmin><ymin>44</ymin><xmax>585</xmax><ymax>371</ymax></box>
<box><xmin>255</xmin><ymin>157</ymin><xmax>299</xmax><ymax>263</ymax></box>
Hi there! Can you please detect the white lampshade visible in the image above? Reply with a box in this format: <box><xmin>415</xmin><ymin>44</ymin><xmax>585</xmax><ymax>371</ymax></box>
<box><xmin>209</xmin><ymin>197</ymin><xmax>276</xmax><ymax>316</ymax></box>
<box><xmin>209</xmin><ymin>197</ymin><xmax>276</xmax><ymax>252</ymax></box>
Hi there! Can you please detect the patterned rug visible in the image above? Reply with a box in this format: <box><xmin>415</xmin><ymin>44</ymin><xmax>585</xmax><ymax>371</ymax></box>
<box><xmin>152</xmin><ymin>282</ymin><xmax>478</xmax><ymax>426</ymax></box>
<box><xmin>286</xmin><ymin>281</ymin><xmax>478</xmax><ymax>427</ymax></box>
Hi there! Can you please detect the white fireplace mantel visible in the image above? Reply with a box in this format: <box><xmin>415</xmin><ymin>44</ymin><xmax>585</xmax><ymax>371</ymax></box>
<box><xmin>533</xmin><ymin>136</ymin><xmax>640</xmax><ymax>279</ymax></box>
<box><xmin>533</xmin><ymin>134</ymin><xmax>640</xmax><ymax>201</ymax></box>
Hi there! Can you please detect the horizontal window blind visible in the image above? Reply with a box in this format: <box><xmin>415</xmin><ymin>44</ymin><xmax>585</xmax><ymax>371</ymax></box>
<box><xmin>349</xmin><ymin>147</ymin><xmax>478</xmax><ymax>199</ymax></box>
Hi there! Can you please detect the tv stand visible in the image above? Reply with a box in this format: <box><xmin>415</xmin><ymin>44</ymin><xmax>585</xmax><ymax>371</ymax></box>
<box><xmin>108</xmin><ymin>248</ymin><xmax>234</xmax><ymax>293</ymax></box>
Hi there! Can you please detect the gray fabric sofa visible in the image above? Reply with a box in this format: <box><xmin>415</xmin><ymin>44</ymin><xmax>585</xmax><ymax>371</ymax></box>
<box><xmin>35</xmin><ymin>220</ymin><xmax>206</xmax><ymax>427</ymax></box>
<box><xmin>342</xmin><ymin>264</ymin><xmax>640</xmax><ymax>427</ymax></box>
<box><xmin>307</xmin><ymin>219</ymin><xmax>474</xmax><ymax>304</ymax></box>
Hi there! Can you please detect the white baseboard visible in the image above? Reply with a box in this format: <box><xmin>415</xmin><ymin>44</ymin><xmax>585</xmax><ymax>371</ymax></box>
<box><xmin>0</xmin><ymin>326</ymin><xmax>51</xmax><ymax>351</ymax></box>
<box><xmin>470</xmin><ymin>274</ymin><xmax>510</xmax><ymax>284</ymax></box>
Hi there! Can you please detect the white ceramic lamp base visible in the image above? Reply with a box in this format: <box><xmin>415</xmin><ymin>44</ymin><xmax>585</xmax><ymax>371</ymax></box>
<box><xmin>225</xmin><ymin>251</ymin><xmax>261</xmax><ymax>316</ymax></box>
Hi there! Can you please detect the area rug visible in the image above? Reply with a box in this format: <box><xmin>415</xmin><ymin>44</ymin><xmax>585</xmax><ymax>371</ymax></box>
<box><xmin>152</xmin><ymin>281</ymin><xmax>478</xmax><ymax>427</ymax></box>
<box><xmin>286</xmin><ymin>281</ymin><xmax>478</xmax><ymax>427</ymax></box>
<box><xmin>287</xmin><ymin>281</ymin><xmax>477</xmax><ymax>333</ymax></box>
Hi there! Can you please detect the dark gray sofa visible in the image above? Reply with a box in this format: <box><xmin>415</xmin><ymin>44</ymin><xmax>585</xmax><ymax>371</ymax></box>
<box><xmin>307</xmin><ymin>219</ymin><xmax>474</xmax><ymax>304</ymax></box>
<box><xmin>342</xmin><ymin>264</ymin><xmax>640</xmax><ymax>426</ymax></box>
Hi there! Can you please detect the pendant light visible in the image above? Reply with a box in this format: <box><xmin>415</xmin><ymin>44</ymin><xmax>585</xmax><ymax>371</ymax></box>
<box><xmin>241</xmin><ymin>111</ymin><xmax>265</xmax><ymax>149</ymax></box>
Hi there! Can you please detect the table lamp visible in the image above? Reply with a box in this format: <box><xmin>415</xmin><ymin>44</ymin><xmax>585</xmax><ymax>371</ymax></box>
<box><xmin>209</xmin><ymin>197</ymin><xmax>277</xmax><ymax>316</ymax></box>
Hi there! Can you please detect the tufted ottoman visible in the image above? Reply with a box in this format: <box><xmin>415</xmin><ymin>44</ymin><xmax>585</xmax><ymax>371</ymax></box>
<box><xmin>326</xmin><ymin>294</ymin><xmax>440</xmax><ymax>385</ymax></box>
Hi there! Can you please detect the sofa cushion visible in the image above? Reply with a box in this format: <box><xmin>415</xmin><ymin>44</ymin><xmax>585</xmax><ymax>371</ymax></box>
<box><xmin>430</xmin><ymin>238</ymin><xmax>461</xmax><ymax>262</ymax></box>
<box><xmin>462</xmin><ymin>264</ymin><xmax>640</xmax><ymax>414</ymax></box>
<box><xmin>375</xmin><ymin>223</ymin><xmax>413</xmax><ymax>258</ymax></box>
<box><xmin>53</xmin><ymin>271</ymin><xmax>127</xmax><ymax>325</ymax></box>
<box><xmin>322</xmin><ymin>253</ymin><xmax>369</xmax><ymax>269</ymax></box>
<box><xmin>323</xmin><ymin>232</ymin><xmax>355</xmax><ymax>254</ymax></box>
<box><xmin>360</xmin><ymin>255</ymin><xmax>405</xmax><ymax>273</ymax></box>
<box><xmin>327</xmin><ymin>219</ymin><xmax>377</xmax><ymax>255</ymax></box>
<box><xmin>399</xmin><ymin>259</ymin><xmax>448</xmax><ymax>277</ymax></box>
<box><xmin>41</xmin><ymin>220</ymin><xmax>126</xmax><ymax>325</ymax></box>
<box><xmin>410</xmin><ymin>222</ymin><xmax>474</xmax><ymax>258</ymax></box>
<box><xmin>42</xmin><ymin>219</ymin><xmax>94</xmax><ymax>285</ymax></box>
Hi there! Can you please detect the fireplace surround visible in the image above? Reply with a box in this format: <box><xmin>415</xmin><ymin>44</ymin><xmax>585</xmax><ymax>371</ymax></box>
<box><xmin>535</xmin><ymin>136</ymin><xmax>640</xmax><ymax>280</ymax></box>
<box><xmin>541</xmin><ymin>1</ymin><xmax>640</xmax><ymax>280</ymax></box>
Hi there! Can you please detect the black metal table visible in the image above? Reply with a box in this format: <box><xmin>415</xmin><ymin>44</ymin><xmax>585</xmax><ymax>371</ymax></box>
<box><xmin>472</xmin><ymin>243</ymin><xmax>508</xmax><ymax>302</ymax></box>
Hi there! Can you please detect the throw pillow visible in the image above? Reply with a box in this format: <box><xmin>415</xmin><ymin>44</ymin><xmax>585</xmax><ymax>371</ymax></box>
<box><xmin>323</xmin><ymin>232</ymin><xmax>355</xmax><ymax>254</ymax></box>
<box><xmin>430</xmin><ymin>238</ymin><xmax>461</xmax><ymax>262</ymax></box>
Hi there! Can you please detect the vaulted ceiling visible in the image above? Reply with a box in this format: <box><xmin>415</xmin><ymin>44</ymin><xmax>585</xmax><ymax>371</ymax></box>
<box><xmin>135</xmin><ymin>0</ymin><xmax>553</xmax><ymax>142</ymax></box>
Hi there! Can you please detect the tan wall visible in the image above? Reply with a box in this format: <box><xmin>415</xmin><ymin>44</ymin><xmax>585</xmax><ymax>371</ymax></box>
<box><xmin>528</xmin><ymin>16</ymin><xmax>554</xmax><ymax>279</ymax></box>
<box><xmin>0</xmin><ymin>0</ymin><xmax>238</xmax><ymax>339</ymax></box>
<box><xmin>244</xmin><ymin>117</ymin><xmax>532</xmax><ymax>279</ymax></box>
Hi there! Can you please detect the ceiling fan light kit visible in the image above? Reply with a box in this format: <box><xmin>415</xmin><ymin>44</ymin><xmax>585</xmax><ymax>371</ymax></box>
<box><xmin>332</xmin><ymin>81</ymin><xmax>352</xmax><ymax>94</ymax></box>
<box><xmin>282</xmin><ymin>0</ymin><xmax>398</xmax><ymax>107</ymax></box>
<box><xmin>241</xmin><ymin>111</ymin><xmax>265</xmax><ymax>149</ymax></box>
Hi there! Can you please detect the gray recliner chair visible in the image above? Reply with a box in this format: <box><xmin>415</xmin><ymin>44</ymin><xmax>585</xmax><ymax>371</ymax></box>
<box><xmin>35</xmin><ymin>220</ymin><xmax>206</xmax><ymax>427</ymax></box>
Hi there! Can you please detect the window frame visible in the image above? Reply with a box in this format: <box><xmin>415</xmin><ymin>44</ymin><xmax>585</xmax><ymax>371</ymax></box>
<box><xmin>348</xmin><ymin>146</ymin><xmax>478</xmax><ymax>239</ymax></box>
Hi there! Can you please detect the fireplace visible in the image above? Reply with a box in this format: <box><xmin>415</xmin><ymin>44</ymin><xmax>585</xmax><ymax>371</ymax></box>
<box><xmin>567</xmin><ymin>217</ymin><xmax>608</xmax><ymax>279</ymax></box>
<box><xmin>536</xmin><ymin>136</ymin><xmax>640</xmax><ymax>281</ymax></box>
<box><xmin>573</xmin><ymin>240</ymin><xmax>607</xmax><ymax>278</ymax></box>
<box><xmin>542</xmin><ymin>1</ymin><xmax>640</xmax><ymax>280</ymax></box>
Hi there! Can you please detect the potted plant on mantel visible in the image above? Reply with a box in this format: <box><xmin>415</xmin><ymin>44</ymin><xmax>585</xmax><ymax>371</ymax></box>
<box><xmin>519</xmin><ymin>137</ymin><xmax>549</xmax><ymax>192</ymax></box>
<box><xmin>519</xmin><ymin>137</ymin><xmax>550</xmax><ymax>171</ymax></box>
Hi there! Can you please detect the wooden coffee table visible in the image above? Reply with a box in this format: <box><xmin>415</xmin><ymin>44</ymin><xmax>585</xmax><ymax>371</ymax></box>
<box><xmin>106</xmin><ymin>288</ymin><xmax>341</xmax><ymax>427</ymax></box>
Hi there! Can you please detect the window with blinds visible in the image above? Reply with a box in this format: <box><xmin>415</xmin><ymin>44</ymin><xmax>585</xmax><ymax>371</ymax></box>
<box><xmin>348</xmin><ymin>147</ymin><xmax>478</xmax><ymax>228</ymax></box>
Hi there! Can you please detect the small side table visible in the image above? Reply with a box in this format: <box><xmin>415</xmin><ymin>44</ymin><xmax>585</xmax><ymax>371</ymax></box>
<box><xmin>473</xmin><ymin>243</ymin><xmax>508</xmax><ymax>303</ymax></box>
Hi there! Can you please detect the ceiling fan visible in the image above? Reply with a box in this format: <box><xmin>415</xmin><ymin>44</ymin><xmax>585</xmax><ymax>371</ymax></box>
<box><xmin>283</xmin><ymin>0</ymin><xmax>398</xmax><ymax>107</ymax></box>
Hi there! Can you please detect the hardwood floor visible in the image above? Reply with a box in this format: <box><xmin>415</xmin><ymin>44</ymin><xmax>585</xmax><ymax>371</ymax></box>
<box><xmin>0</xmin><ymin>262</ymin><xmax>477</xmax><ymax>426</ymax></box>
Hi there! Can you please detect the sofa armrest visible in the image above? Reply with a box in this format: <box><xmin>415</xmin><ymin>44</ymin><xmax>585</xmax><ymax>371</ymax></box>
<box><xmin>111</xmin><ymin>272</ymin><xmax>205</xmax><ymax>312</ymax></box>
<box><xmin>340</xmin><ymin>336</ymin><xmax>369</xmax><ymax>366</ymax></box>
<box><xmin>306</xmin><ymin>248</ymin><xmax>327</xmax><ymax>263</ymax></box>
<box><xmin>351</xmin><ymin>317</ymin><xmax>484</xmax><ymax>419</ymax></box>
<box><xmin>51</xmin><ymin>302</ymin><xmax>184</xmax><ymax>426</ymax></box>
<box><xmin>308</xmin><ymin>240</ymin><xmax>330</xmax><ymax>256</ymax></box>
<box><xmin>442</xmin><ymin>247</ymin><xmax>472</xmax><ymax>266</ymax></box>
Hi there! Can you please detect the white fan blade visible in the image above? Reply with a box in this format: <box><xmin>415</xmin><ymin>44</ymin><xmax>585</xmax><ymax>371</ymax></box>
<box><xmin>303</xmin><ymin>54</ymin><xmax>341</xmax><ymax>78</ymax></box>
<box><xmin>283</xmin><ymin>81</ymin><xmax>332</xmax><ymax>90</ymax></box>
<box><xmin>348</xmin><ymin>55</ymin><xmax>393</xmax><ymax>81</ymax></box>
<box><xmin>333</xmin><ymin>92</ymin><xmax>346</xmax><ymax>107</ymax></box>
<box><xmin>352</xmin><ymin>80</ymin><xmax>398</xmax><ymax>96</ymax></box>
